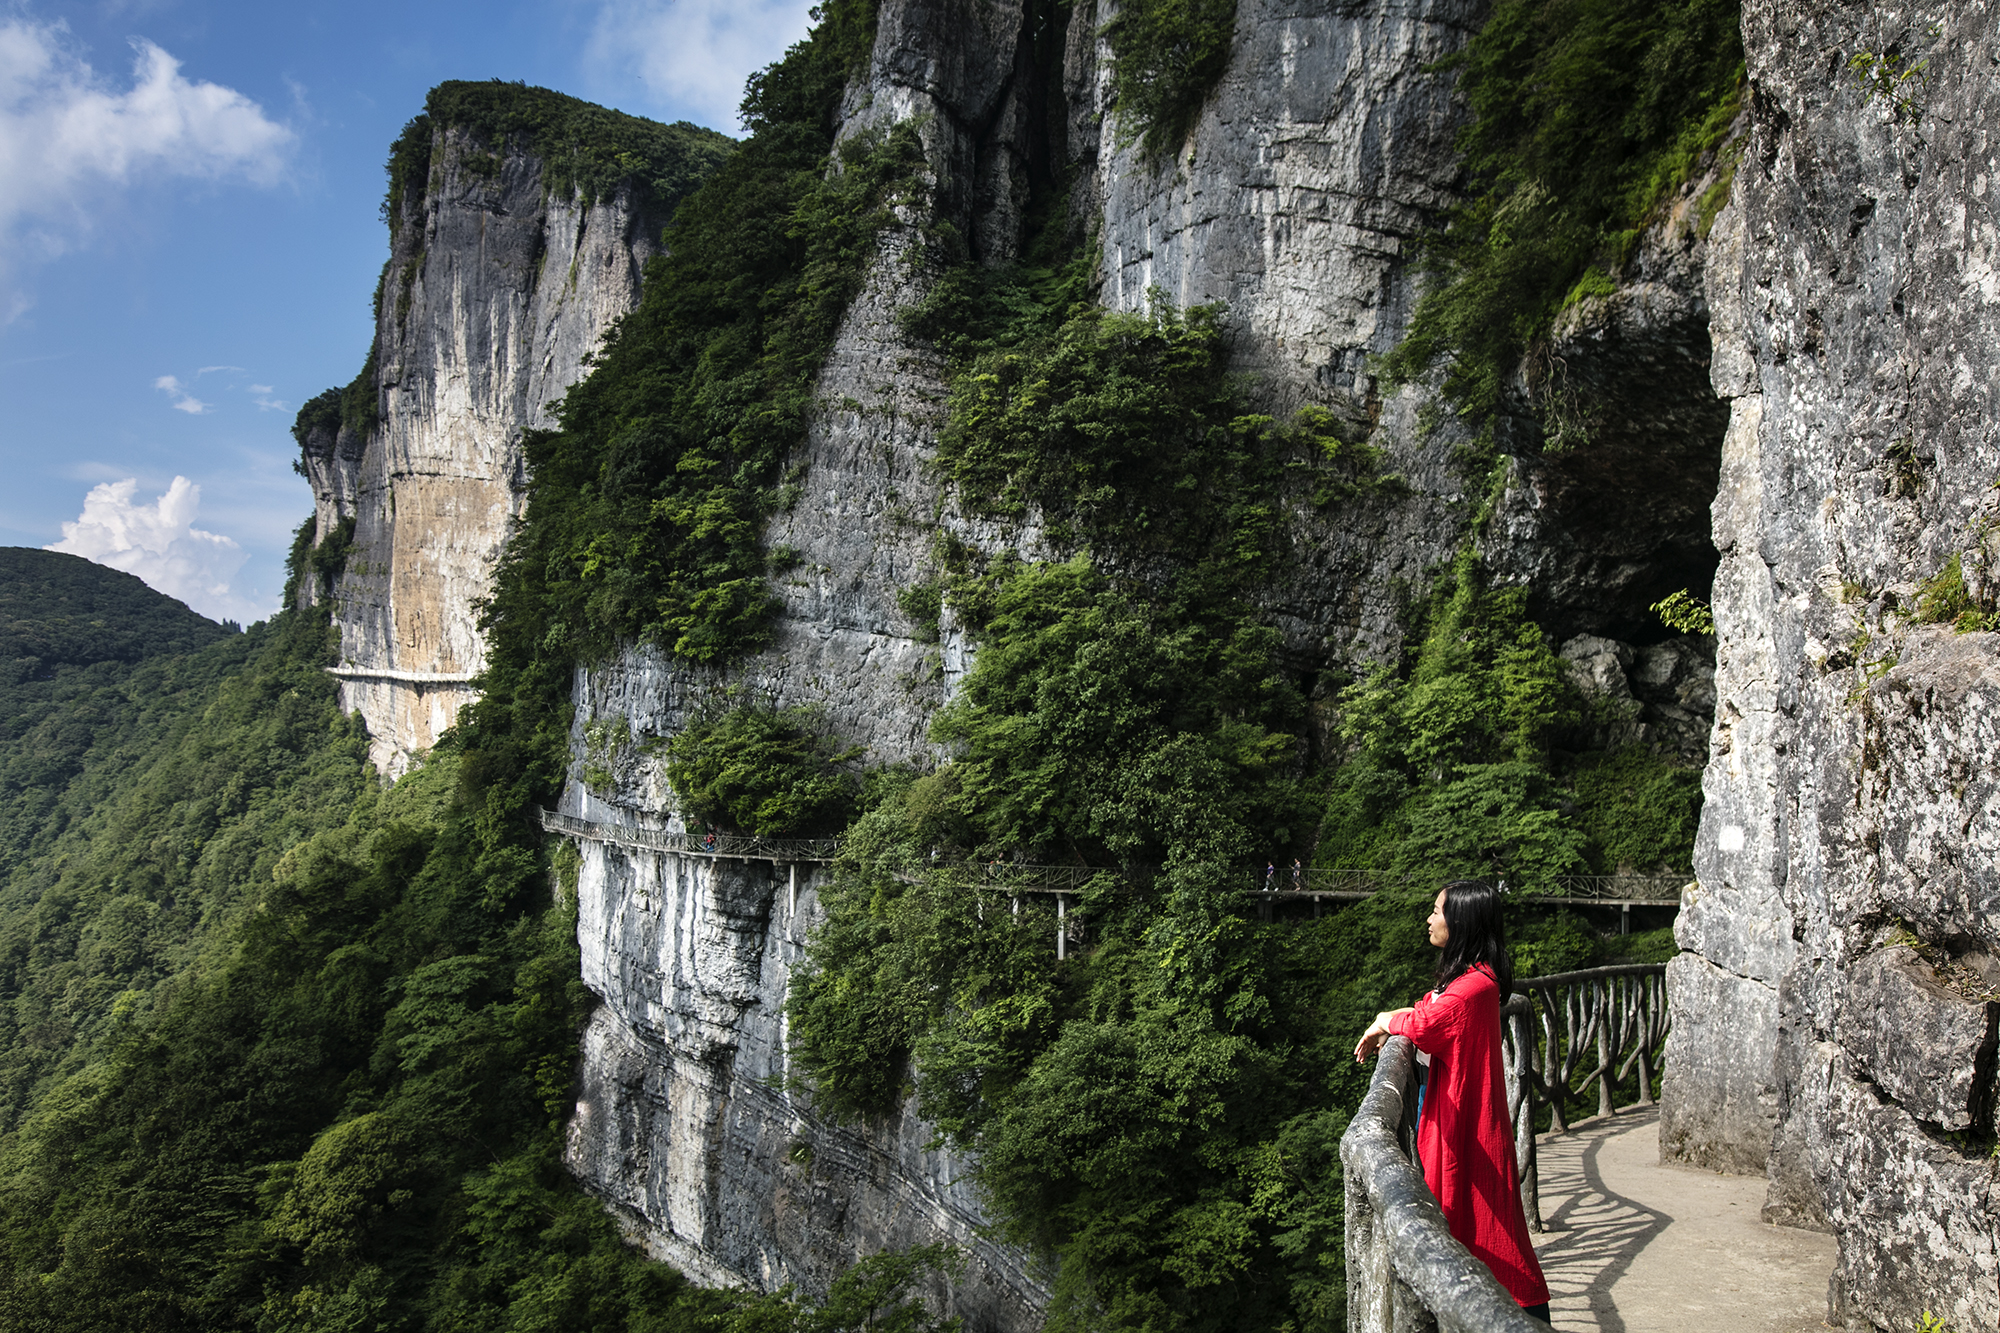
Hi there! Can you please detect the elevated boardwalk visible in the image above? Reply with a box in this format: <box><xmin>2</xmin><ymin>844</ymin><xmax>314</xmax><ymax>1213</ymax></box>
<box><xmin>1533</xmin><ymin>1106</ymin><xmax>1834</xmax><ymax>1333</ymax></box>
<box><xmin>534</xmin><ymin>809</ymin><xmax>1685</xmax><ymax>910</ymax></box>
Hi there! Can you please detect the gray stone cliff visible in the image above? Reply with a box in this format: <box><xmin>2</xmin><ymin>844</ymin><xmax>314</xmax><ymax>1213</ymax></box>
<box><xmin>1663</xmin><ymin>2</ymin><xmax>2000</xmax><ymax>1329</ymax></box>
<box><xmin>553</xmin><ymin>0</ymin><xmax>1728</xmax><ymax>1325</ymax></box>
<box><xmin>297</xmin><ymin>123</ymin><xmax>669</xmax><ymax>777</ymax></box>
<box><xmin>295</xmin><ymin>3</ymin><xmax>1776</xmax><ymax>1327</ymax></box>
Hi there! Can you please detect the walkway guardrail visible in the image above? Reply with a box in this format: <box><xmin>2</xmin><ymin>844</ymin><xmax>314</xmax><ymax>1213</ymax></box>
<box><xmin>1345</xmin><ymin>965</ymin><xmax>1670</xmax><ymax>1328</ymax></box>
<box><xmin>1504</xmin><ymin>963</ymin><xmax>1669</xmax><ymax>1231</ymax></box>
<box><xmin>1343</xmin><ymin>1033</ymin><xmax>1547</xmax><ymax>1333</ymax></box>
<box><xmin>1247</xmin><ymin>869</ymin><xmax>1687</xmax><ymax>903</ymax></box>
<box><xmin>535</xmin><ymin>808</ymin><xmax>838</xmax><ymax>862</ymax></box>
<box><xmin>538</xmin><ymin>808</ymin><xmax>1687</xmax><ymax>908</ymax></box>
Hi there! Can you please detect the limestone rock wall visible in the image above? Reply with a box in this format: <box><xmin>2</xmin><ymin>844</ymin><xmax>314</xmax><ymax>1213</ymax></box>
<box><xmin>560</xmin><ymin>822</ymin><xmax>1048</xmax><ymax>1329</ymax></box>
<box><xmin>301</xmin><ymin>124</ymin><xmax>666</xmax><ymax>777</ymax></box>
<box><xmin>1665</xmin><ymin>3</ymin><xmax>2000</xmax><ymax>1328</ymax></box>
<box><xmin>554</xmin><ymin>0</ymin><xmax>1740</xmax><ymax>1321</ymax></box>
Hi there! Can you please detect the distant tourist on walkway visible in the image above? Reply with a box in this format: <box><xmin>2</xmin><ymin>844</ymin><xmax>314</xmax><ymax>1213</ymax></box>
<box><xmin>1292</xmin><ymin>857</ymin><xmax>1303</xmax><ymax>890</ymax></box>
<box><xmin>1352</xmin><ymin>880</ymin><xmax>1551</xmax><ymax>1323</ymax></box>
<box><xmin>1264</xmin><ymin>861</ymin><xmax>1276</xmax><ymax>891</ymax></box>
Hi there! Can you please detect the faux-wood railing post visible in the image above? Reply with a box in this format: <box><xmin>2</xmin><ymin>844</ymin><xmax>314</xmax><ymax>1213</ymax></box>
<box><xmin>1596</xmin><ymin>978</ymin><xmax>1615</xmax><ymax>1120</ymax></box>
<box><xmin>1502</xmin><ymin>994</ymin><xmax>1540</xmax><ymax>1232</ymax></box>
<box><xmin>1634</xmin><ymin>974</ymin><xmax>1656</xmax><ymax>1106</ymax></box>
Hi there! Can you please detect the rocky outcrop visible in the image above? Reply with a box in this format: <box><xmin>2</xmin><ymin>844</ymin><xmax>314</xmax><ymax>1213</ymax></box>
<box><xmin>1665</xmin><ymin>3</ymin><xmax>2000</xmax><ymax>1328</ymax></box>
<box><xmin>561</xmin><ymin>827</ymin><xmax>1048</xmax><ymax>1329</ymax></box>
<box><xmin>554</xmin><ymin>0</ymin><xmax>1737</xmax><ymax>1319</ymax></box>
<box><xmin>301</xmin><ymin>121</ymin><xmax>674</xmax><ymax>777</ymax></box>
<box><xmin>1559</xmin><ymin>632</ymin><xmax>1717</xmax><ymax>761</ymax></box>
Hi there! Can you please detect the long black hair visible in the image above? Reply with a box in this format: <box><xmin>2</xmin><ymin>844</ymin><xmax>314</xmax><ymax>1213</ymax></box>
<box><xmin>1434</xmin><ymin>879</ymin><xmax>1514</xmax><ymax>997</ymax></box>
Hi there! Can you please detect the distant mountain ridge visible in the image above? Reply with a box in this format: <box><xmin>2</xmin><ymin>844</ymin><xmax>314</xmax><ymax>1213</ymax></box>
<box><xmin>0</xmin><ymin>547</ymin><xmax>232</xmax><ymax>670</ymax></box>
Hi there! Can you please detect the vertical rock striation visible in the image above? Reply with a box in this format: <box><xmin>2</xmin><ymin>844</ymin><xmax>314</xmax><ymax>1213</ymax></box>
<box><xmin>299</xmin><ymin>117</ymin><xmax>677</xmax><ymax>777</ymax></box>
<box><xmin>1667</xmin><ymin>3</ymin><xmax>2000</xmax><ymax>1328</ymax></box>
<box><xmin>557</xmin><ymin>0</ymin><xmax>1733</xmax><ymax>1320</ymax></box>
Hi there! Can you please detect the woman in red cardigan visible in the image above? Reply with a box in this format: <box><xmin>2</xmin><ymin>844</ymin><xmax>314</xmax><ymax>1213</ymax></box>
<box><xmin>1353</xmin><ymin>879</ymin><xmax>1551</xmax><ymax>1323</ymax></box>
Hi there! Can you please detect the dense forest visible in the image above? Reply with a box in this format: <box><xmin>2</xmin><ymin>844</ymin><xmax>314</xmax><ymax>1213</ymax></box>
<box><xmin>0</xmin><ymin>0</ymin><xmax>1739</xmax><ymax>1328</ymax></box>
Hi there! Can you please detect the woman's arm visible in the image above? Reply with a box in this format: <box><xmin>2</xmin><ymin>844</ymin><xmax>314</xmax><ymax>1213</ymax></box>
<box><xmin>1353</xmin><ymin>1008</ymin><xmax>1415</xmax><ymax>1063</ymax></box>
<box><xmin>1386</xmin><ymin>983</ymin><xmax>1472</xmax><ymax>1053</ymax></box>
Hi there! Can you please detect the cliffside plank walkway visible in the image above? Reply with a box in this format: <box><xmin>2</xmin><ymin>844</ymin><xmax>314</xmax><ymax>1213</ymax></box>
<box><xmin>537</xmin><ymin>808</ymin><xmax>840</xmax><ymax>862</ymax></box>
<box><xmin>1532</xmin><ymin>1106</ymin><xmax>1835</xmax><ymax>1332</ymax></box>
<box><xmin>533</xmin><ymin>809</ymin><xmax>1683</xmax><ymax>909</ymax></box>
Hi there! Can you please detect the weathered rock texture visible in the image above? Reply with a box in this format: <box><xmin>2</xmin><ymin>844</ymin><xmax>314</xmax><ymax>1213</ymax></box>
<box><xmin>550</xmin><ymin>1</ymin><xmax>1733</xmax><ymax>1321</ymax></box>
<box><xmin>1664</xmin><ymin>3</ymin><xmax>2000</xmax><ymax>1329</ymax></box>
<box><xmin>561</xmin><ymin>823</ymin><xmax>1049</xmax><ymax>1329</ymax></box>
<box><xmin>297</xmin><ymin>124</ymin><xmax>668</xmax><ymax>776</ymax></box>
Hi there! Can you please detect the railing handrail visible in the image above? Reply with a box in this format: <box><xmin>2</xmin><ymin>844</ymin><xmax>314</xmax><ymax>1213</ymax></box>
<box><xmin>1516</xmin><ymin>962</ymin><xmax>1668</xmax><ymax>989</ymax></box>
<box><xmin>537</xmin><ymin>808</ymin><xmax>839</xmax><ymax>861</ymax></box>
<box><xmin>1342</xmin><ymin>1035</ymin><xmax>1547</xmax><ymax>1332</ymax></box>
<box><xmin>539</xmin><ymin>807</ymin><xmax>1688</xmax><ymax>903</ymax></box>
<box><xmin>1249</xmin><ymin>869</ymin><xmax>1688</xmax><ymax>902</ymax></box>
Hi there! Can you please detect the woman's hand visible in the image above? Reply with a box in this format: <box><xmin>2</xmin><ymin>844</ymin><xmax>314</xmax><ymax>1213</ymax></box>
<box><xmin>1352</xmin><ymin>1008</ymin><xmax>1413</xmax><ymax>1063</ymax></box>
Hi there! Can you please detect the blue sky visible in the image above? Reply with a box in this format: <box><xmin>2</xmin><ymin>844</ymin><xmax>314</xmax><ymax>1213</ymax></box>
<box><xmin>0</xmin><ymin>0</ymin><xmax>814</xmax><ymax>624</ymax></box>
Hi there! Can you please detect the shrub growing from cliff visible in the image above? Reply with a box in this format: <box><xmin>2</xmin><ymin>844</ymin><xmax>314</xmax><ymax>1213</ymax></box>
<box><xmin>1383</xmin><ymin>0</ymin><xmax>1745</xmax><ymax>446</ymax></box>
<box><xmin>385</xmin><ymin>81</ymin><xmax>734</xmax><ymax>219</ymax></box>
<box><xmin>790</xmin><ymin>778</ymin><xmax>1455</xmax><ymax>1331</ymax></box>
<box><xmin>664</xmin><ymin>696</ymin><xmax>862</xmax><ymax>836</ymax></box>
<box><xmin>1320</xmin><ymin>544</ymin><xmax>1700</xmax><ymax>881</ymax></box>
<box><xmin>1103</xmin><ymin>0</ymin><xmax>1241</xmax><ymax>158</ymax></box>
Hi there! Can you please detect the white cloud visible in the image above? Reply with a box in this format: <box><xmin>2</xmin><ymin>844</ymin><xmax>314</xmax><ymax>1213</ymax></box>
<box><xmin>0</xmin><ymin>20</ymin><xmax>294</xmax><ymax>314</ymax></box>
<box><xmin>153</xmin><ymin>372</ymin><xmax>208</xmax><ymax>414</ymax></box>
<box><xmin>46</xmin><ymin>475</ymin><xmax>269</xmax><ymax>624</ymax></box>
<box><xmin>584</xmin><ymin>0</ymin><xmax>818</xmax><ymax>129</ymax></box>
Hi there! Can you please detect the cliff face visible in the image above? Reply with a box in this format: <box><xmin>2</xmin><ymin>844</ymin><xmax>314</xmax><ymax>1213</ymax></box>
<box><xmin>552</xmin><ymin>0</ymin><xmax>1730</xmax><ymax>1323</ymax></box>
<box><xmin>298</xmin><ymin>123</ymin><xmax>669</xmax><ymax>777</ymax></box>
<box><xmin>1664</xmin><ymin>3</ymin><xmax>2000</xmax><ymax>1329</ymax></box>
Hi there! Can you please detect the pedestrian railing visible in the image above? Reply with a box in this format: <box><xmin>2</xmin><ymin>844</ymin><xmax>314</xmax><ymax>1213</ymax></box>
<box><xmin>1344</xmin><ymin>964</ymin><xmax>1671</xmax><ymax>1328</ymax></box>
<box><xmin>1247</xmin><ymin>869</ymin><xmax>1687</xmax><ymax>903</ymax></box>
<box><xmin>1503</xmin><ymin>964</ymin><xmax>1668</xmax><ymax>1231</ymax></box>
<box><xmin>1342</xmin><ymin>1033</ymin><xmax>1548</xmax><ymax>1333</ymax></box>
<box><xmin>536</xmin><ymin>808</ymin><xmax>839</xmax><ymax>862</ymax></box>
<box><xmin>539</xmin><ymin>808</ymin><xmax>1687</xmax><ymax>909</ymax></box>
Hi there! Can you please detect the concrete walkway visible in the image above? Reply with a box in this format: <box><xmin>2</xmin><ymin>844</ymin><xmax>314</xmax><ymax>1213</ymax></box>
<box><xmin>1530</xmin><ymin>1106</ymin><xmax>1836</xmax><ymax>1333</ymax></box>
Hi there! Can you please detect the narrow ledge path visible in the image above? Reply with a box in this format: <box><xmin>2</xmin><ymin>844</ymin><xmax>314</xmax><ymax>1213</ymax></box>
<box><xmin>1532</xmin><ymin>1106</ymin><xmax>1835</xmax><ymax>1333</ymax></box>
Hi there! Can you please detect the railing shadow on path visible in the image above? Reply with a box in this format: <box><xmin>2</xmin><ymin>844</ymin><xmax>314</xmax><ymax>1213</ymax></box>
<box><xmin>1530</xmin><ymin>1109</ymin><xmax>1673</xmax><ymax>1333</ymax></box>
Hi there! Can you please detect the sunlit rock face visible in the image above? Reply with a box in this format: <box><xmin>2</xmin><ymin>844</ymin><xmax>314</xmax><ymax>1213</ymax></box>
<box><xmin>287</xmin><ymin>0</ymin><xmax>1752</xmax><ymax>1320</ymax></box>
<box><xmin>1665</xmin><ymin>3</ymin><xmax>2000</xmax><ymax>1329</ymax></box>
<box><xmin>559</xmin><ymin>828</ymin><xmax>1051</xmax><ymax>1330</ymax></box>
<box><xmin>297</xmin><ymin>124</ymin><xmax>666</xmax><ymax>778</ymax></box>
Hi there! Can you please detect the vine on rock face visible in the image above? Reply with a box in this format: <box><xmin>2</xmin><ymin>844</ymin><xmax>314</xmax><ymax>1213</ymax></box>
<box><xmin>1382</xmin><ymin>0</ymin><xmax>1745</xmax><ymax>452</ymax></box>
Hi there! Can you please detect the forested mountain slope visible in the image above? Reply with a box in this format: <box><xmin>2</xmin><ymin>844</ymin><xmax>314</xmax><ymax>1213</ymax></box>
<box><xmin>0</xmin><ymin>550</ymin><xmax>956</xmax><ymax>1328</ymax></box>
<box><xmin>18</xmin><ymin>0</ymin><xmax>1990</xmax><ymax>1327</ymax></box>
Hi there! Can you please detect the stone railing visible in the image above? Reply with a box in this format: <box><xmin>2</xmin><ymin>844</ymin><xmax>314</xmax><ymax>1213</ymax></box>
<box><xmin>1342</xmin><ymin>1033</ymin><xmax>1547</xmax><ymax>1333</ymax></box>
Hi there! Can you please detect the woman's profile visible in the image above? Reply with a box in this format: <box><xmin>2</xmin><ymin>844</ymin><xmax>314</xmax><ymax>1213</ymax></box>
<box><xmin>1352</xmin><ymin>879</ymin><xmax>1551</xmax><ymax>1323</ymax></box>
